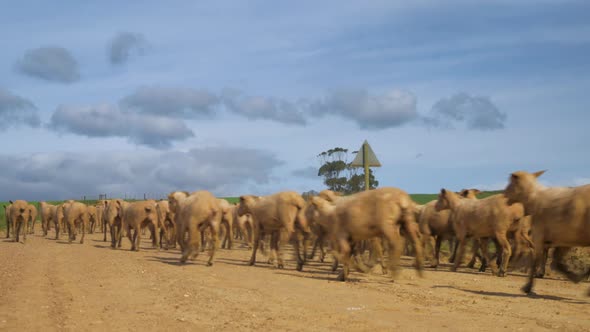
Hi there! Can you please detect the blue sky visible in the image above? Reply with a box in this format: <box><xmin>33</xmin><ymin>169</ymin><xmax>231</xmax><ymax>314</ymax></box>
<box><xmin>1</xmin><ymin>0</ymin><xmax>589</xmax><ymax>200</ymax></box>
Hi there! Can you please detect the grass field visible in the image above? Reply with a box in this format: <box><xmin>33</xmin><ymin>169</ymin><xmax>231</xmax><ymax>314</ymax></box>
<box><xmin>0</xmin><ymin>191</ymin><xmax>502</xmax><ymax>230</ymax></box>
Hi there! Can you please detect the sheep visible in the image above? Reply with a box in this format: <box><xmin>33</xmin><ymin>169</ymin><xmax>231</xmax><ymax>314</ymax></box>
<box><xmin>237</xmin><ymin>191</ymin><xmax>310</xmax><ymax>271</ymax></box>
<box><xmin>504</xmin><ymin>170</ymin><xmax>590</xmax><ymax>295</ymax></box>
<box><xmin>63</xmin><ymin>201</ymin><xmax>89</xmax><ymax>244</ymax></box>
<box><xmin>120</xmin><ymin>200</ymin><xmax>159</xmax><ymax>251</ymax></box>
<box><xmin>310</xmin><ymin>187</ymin><xmax>424</xmax><ymax>281</ymax></box>
<box><xmin>40</xmin><ymin>202</ymin><xmax>57</xmax><ymax>237</ymax></box>
<box><xmin>168</xmin><ymin>191</ymin><xmax>222</xmax><ymax>265</ymax></box>
<box><xmin>419</xmin><ymin>189</ymin><xmax>479</xmax><ymax>269</ymax></box>
<box><xmin>8</xmin><ymin>200</ymin><xmax>29</xmax><ymax>243</ymax></box>
<box><xmin>435</xmin><ymin>189</ymin><xmax>516</xmax><ymax>277</ymax></box>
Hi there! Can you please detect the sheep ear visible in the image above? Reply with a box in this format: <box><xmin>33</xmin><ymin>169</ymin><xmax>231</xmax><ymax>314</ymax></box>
<box><xmin>440</xmin><ymin>188</ymin><xmax>446</xmax><ymax>195</ymax></box>
<box><xmin>239</xmin><ymin>196</ymin><xmax>246</xmax><ymax>203</ymax></box>
<box><xmin>533</xmin><ymin>170</ymin><xmax>546</xmax><ymax>178</ymax></box>
<box><xmin>511</xmin><ymin>173</ymin><xmax>518</xmax><ymax>181</ymax></box>
<box><xmin>9</xmin><ymin>200</ymin><xmax>13</xmax><ymax>204</ymax></box>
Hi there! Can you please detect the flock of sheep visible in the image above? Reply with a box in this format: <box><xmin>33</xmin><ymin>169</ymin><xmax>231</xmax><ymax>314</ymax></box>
<box><xmin>3</xmin><ymin>170</ymin><xmax>590</xmax><ymax>297</ymax></box>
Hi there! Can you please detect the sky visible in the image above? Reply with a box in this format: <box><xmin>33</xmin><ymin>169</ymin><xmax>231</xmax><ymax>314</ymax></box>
<box><xmin>1</xmin><ymin>0</ymin><xmax>589</xmax><ymax>201</ymax></box>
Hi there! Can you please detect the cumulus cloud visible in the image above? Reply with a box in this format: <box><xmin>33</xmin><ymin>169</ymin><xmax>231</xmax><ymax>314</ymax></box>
<box><xmin>16</xmin><ymin>46</ymin><xmax>79</xmax><ymax>83</ymax></box>
<box><xmin>0</xmin><ymin>147</ymin><xmax>283</xmax><ymax>201</ymax></box>
<box><xmin>121</xmin><ymin>86</ymin><xmax>219</xmax><ymax>118</ymax></box>
<box><xmin>221</xmin><ymin>89</ymin><xmax>307</xmax><ymax>125</ymax></box>
<box><xmin>309</xmin><ymin>88</ymin><xmax>418</xmax><ymax>129</ymax></box>
<box><xmin>291</xmin><ymin>166</ymin><xmax>318</xmax><ymax>179</ymax></box>
<box><xmin>108</xmin><ymin>32</ymin><xmax>148</xmax><ymax>65</ymax></box>
<box><xmin>48</xmin><ymin>104</ymin><xmax>194</xmax><ymax>149</ymax></box>
<box><xmin>0</xmin><ymin>88</ymin><xmax>41</xmax><ymax>129</ymax></box>
<box><xmin>424</xmin><ymin>93</ymin><xmax>507</xmax><ymax>130</ymax></box>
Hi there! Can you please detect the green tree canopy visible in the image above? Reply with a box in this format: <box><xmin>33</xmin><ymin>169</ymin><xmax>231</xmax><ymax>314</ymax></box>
<box><xmin>317</xmin><ymin>147</ymin><xmax>379</xmax><ymax>194</ymax></box>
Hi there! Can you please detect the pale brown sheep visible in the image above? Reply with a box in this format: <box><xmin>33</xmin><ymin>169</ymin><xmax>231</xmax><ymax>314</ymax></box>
<box><xmin>504</xmin><ymin>170</ymin><xmax>590</xmax><ymax>295</ymax></box>
<box><xmin>120</xmin><ymin>200</ymin><xmax>158</xmax><ymax>251</ymax></box>
<box><xmin>104</xmin><ymin>199</ymin><xmax>129</xmax><ymax>248</ymax></box>
<box><xmin>63</xmin><ymin>201</ymin><xmax>89</xmax><ymax>244</ymax></box>
<box><xmin>156</xmin><ymin>200</ymin><xmax>176</xmax><ymax>249</ymax></box>
<box><xmin>435</xmin><ymin>189</ymin><xmax>517</xmax><ymax>276</ymax></box>
<box><xmin>40</xmin><ymin>202</ymin><xmax>56</xmax><ymax>237</ymax></box>
<box><xmin>8</xmin><ymin>200</ymin><xmax>30</xmax><ymax>243</ymax></box>
<box><xmin>26</xmin><ymin>204</ymin><xmax>38</xmax><ymax>234</ymax></box>
<box><xmin>53</xmin><ymin>203</ymin><xmax>68</xmax><ymax>240</ymax></box>
<box><xmin>169</xmin><ymin>191</ymin><xmax>222</xmax><ymax>265</ymax></box>
<box><xmin>237</xmin><ymin>191</ymin><xmax>310</xmax><ymax>271</ymax></box>
<box><xmin>310</xmin><ymin>187</ymin><xmax>424</xmax><ymax>281</ymax></box>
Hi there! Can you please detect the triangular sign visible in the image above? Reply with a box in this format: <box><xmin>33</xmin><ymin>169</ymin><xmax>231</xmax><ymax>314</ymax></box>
<box><xmin>351</xmin><ymin>140</ymin><xmax>381</xmax><ymax>167</ymax></box>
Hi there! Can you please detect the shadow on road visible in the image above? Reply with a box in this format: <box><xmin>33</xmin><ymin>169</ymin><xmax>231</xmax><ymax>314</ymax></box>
<box><xmin>432</xmin><ymin>285</ymin><xmax>589</xmax><ymax>304</ymax></box>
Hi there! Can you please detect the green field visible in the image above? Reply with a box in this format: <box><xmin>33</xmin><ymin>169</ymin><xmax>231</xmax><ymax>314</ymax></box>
<box><xmin>0</xmin><ymin>192</ymin><xmax>502</xmax><ymax>230</ymax></box>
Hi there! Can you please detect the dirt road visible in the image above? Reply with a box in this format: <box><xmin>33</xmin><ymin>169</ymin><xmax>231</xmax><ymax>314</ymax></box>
<box><xmin>0</xmin><ymin>231</ymin><xmax>588</xmax><ymax>332</ymax></box>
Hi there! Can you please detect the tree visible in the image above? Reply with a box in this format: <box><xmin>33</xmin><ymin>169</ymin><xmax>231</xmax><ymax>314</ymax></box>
<box><xmin>317</xmin><ymin>147</ymin><xmax>379</xmax><ymax>194</ymax></box>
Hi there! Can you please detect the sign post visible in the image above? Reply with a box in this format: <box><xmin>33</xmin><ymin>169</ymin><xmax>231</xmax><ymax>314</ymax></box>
<box><xmin>350</xmin><ymin>140</ymin><xmax>381</xmax><ymax>191</ymax></box>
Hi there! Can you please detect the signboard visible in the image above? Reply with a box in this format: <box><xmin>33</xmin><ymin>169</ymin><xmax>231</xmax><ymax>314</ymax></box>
<box><xmin>351</xmin><ymin>140</ymin><xmax>381</xmax><ymax>167</ymax></box>
<box><xmin>350</xmin><ymin>140</ymin><xmax>381</xmax><ymax>191</ymax></box>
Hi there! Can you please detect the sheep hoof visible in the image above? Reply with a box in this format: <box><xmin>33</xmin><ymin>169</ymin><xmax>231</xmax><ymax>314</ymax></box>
<box><xmin>450</xmin><ymin>267</ymin><xmax>457</xmax><ymax>272</ymax></box>
<box><xmin>429</xmin><ymin>263</ymin><xmax>438</xmax><ymax>269</ymax></box>
<box><xmin>522</xmin><ymin>283</ymin><xmax>533</xmax><ymax>294</ymax></box>
<box><xmin>336</xmin><ymin>272</ymin><xmax>346</xmax><ymax>282</ymax></box>
<box><xmin>277</xmin><ymin>263</ymin><xmax>284</xmax><ymax>269</ymax></box>
<box><xmin>206</xmin><ymin>261</ymin><xmax>213</xmax><ymax>267</ymax></box>
<box><xmin>497</xmin><ymin>271</ymin><xmax>506</xmax><ymax>277</ymax></box>
<box><xmin>296</xmin><ymin>263</ymin><xmax>303</xmax><ymax>272</ymax></box>
<box><xmin>248</xmin><ymin>260</ymin><xmax>256</xmax><ymax>266</ymax></box>
<box><xmin>416</xmin><ymin>268</ymin><xmax>425</xmax><ymax>278</ymax></box>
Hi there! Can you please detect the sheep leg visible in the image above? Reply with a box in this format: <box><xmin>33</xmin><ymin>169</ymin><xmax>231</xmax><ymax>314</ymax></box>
<box><xmin>319</xmin><ymin>237</ymin><xmax>326</xmax><ymax>263</ymax></box>
<box><xmin>383</xmin><ymin>226</ymin><xmax>404</xmax><ymax>280</ymax></box>
<box><xmin>405</xmin><ymin>225</ymin><xmax>424</xmax><ymax>277</ymax></box>
<box><xmin>478</xmin><ymin>238</ymin><xmax>498</xmax><ymax>275</ymax></box>
<box><xmin>293</xmin><ymin>232</ymin><xmax>306</xmax><ymax>271</ymax></box>
<box><xmin>535</xmin><ymin>247</ymin><xmax>549</xmax><ymax>278</ymax></box>
<box><xmin>248</xmin><ymin>224</ymin><xmax>261</xmax><ymax>266</ymax></box>
<box><xmin>135</xmin><ymin>227</ymin><xmax>142</xmax><ymax>251</ymax></box>
<box><xmin>206</xmin><ymin>218</ymin><xmax>220</xmax><ymax>266</ymax></box>
<box><xmin>67</xmin><ymin>222</ymin><xmax>73</xmax><ymax>244</ymax></box>
<box><xmin>429</xmin><ymin>236</ymin><xmax>440</xmax><ymax>268</ymax></box>
<box><xmin>55</xmin><ymin>219</ymin><xmax>60</xmax><ymax>240</ymax></box>
<box><xmin>308</xmin><ymin>234</ymin><xmax>320</xmax><ymax>260</ymax></box>
<box><xmin>180</xmin><ymin>222</ymin><xmax>198</xmax><ymax>263</ymax></box>
<box><xmin>495</xmin><ymin>233</ymin><xmax>511</xmax><ymax>277</ymax></box>
<box><xmin>226</xmin><ymin>221</ymin><xmax>233</xmax><ymax>250</ymax></box>
<box><xmin>522</xmin><ymin>232</ymin><xmax>545</xmax><ymax>294</ymax></box>
<box><xmin>335</xmin><ymin>236</ymin><xmax>352</xmax><ymax>281</ymax></box>
<box><xmin>80</xmin><ymin>218</ymin><xmax>86</xmax><ymax>245</ymax></box>
<box><xmin>271</xmin><ymin>231</ymin><xmax>284</xmax><ymax>269</ymax></box>
<box><xmin>467</xmin><ymin>239</ymin><xmax>482</xmax><ymax>269</ymax></box>
<box><xmin>451</xmin><ymin>237</ymin><xmax>467</xmax><ymax>272</ymax></box>
<box><xmin>448</xmin><ymin>238</ymin><xmax>458</xmax><ymax>263</ymax></box>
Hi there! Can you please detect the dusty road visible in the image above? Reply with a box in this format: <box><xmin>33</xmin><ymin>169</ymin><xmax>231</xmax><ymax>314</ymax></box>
<box><xmin>0</xmin><ymin>231</ymin><xmax>588</xmax><ymax>332</ymax></box>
